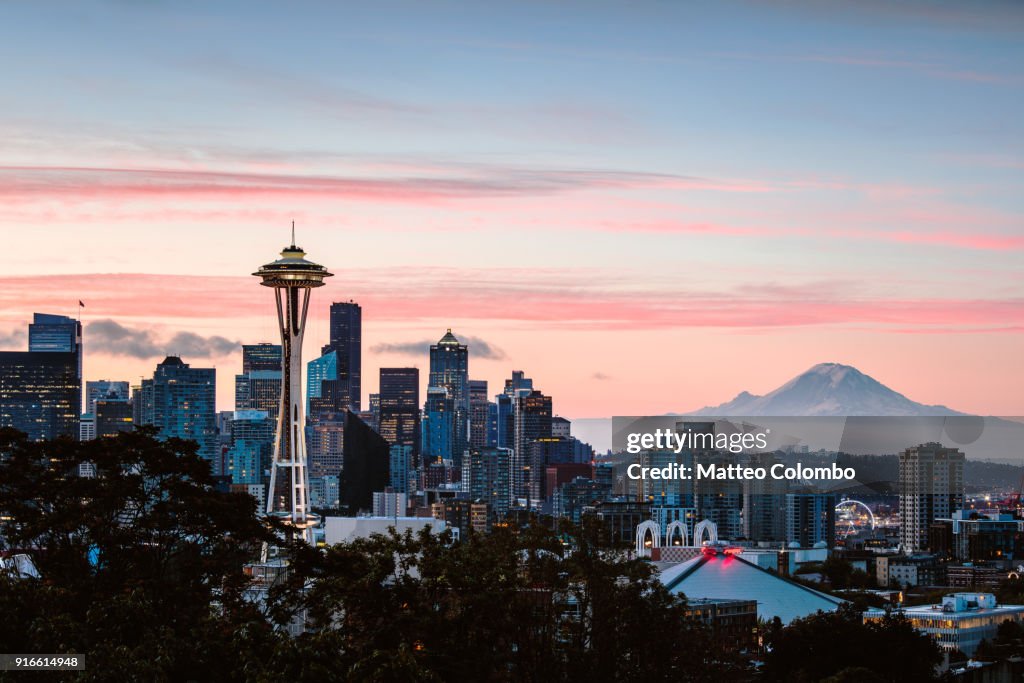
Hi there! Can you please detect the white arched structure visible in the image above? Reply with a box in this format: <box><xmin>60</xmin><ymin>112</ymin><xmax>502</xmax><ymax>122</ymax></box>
<box><xmin>665</xmin><ymin>520</ymin><xmax>688</xmax><ymax>547</ymax></box>
<box><xmin>636</xmin><ymin>520</ymin><xmax>661</xmax><ymax>557</ymax></box>
<box><xmin>835</xmin><ymin>499</ymin><xmax>876</xmax><ymax>529</ymax></box>
<box><xmin>694</xmin><ymin>519</ymin><xmax>718</xmax><ymax>545</ymax></box>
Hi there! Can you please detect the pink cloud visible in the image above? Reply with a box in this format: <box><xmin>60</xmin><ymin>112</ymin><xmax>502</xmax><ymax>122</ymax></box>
<box><xmin>0</xmin><ymin>165</ymin><xmax>774</xmax><ymax>208</ymax></box>
<box><xmin>1</xmin><ymin>271</ymin><xmax>1020</xmax><ymax>333</ymax></box>
<box><xmin>884</xmin><ymin>231</ymin><xmax>1024</xmax><ymax>251</ymax></box>
<box><xmin>596</xmin><ymin>219</ymin><xmax>1024</xmax><ymax>252</ymax></box>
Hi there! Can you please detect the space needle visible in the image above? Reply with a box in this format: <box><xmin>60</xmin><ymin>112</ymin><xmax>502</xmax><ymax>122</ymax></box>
<box><xmin>254</xmin><ymin>225</ymin><xmax>333</xmax><ymax>541</ymax></box>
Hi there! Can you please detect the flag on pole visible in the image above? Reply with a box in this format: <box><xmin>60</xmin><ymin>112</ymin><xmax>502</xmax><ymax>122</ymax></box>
<box><xmin>79</xmin><ymin>301</ymin><xmax>85</xmax><ymax>307</ymax></box>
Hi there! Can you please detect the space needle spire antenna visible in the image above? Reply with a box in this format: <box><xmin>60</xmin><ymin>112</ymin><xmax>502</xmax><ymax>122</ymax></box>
<box><xmin>253</xmin><ymin>229</ymin><xmax>333</xmax><ymax>542</ymax></box>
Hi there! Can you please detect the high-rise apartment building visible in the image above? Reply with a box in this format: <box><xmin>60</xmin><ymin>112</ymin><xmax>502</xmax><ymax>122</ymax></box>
<box><xmin>467</xmin><ymin>447</ymin><xmax>512</xmax><ymax>520</ymax></box>
<box><xmin>742</xmin><ymin>453</ymin><xmax>789</xmax><ymax>542</ymax></box>
<box><xmin>786</xmin><ymin>492</ymin><xmax>836</xmax><ymax>548</ymax></box>
<box><xmin>899</xmin><ymin>442</ymin><xmax>965</xmax><ymax>553</ymax></box>
<box><xmin>469</xmin><ymin>379</ymin><xmax>489</xmax><ymax>451</ymax></box>
<box><xmin>137</xmin><ymin>356</ymin><xmax>217</xmax><ymax>465</ymax></box>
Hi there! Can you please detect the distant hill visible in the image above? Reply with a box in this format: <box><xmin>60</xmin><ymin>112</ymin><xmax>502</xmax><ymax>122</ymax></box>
<box><xmin>692</xmin><ymin>363</ymin><xmax>961</xmax><ymax>417</ymax></box>
<box><xmin>830</xmin><ymin>453</ymin><xmax>1023</xmax><ymax>492</ymax></box>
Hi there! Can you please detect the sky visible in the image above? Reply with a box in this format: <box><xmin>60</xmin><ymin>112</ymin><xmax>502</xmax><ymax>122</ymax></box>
<box><xmin>0</xmin><ymin>1</ymin><xmax>1021</xmax><ymax>420</ymax></box>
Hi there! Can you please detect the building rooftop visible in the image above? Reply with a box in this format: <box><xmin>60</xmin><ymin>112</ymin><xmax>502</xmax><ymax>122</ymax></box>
<box><xmin>865</xmin><ymin>593</ymin><xmax>1024</xmax><ymax>619</ymax></box>
<box><xmin>659</xmin><ymin>552</ymin><xmax>844</xmax><ymax>624</ymax></box>
<box><xmin>437</xmin><ymin>328</ymin><xmax>460</xmax><ymax>345</ymax></box>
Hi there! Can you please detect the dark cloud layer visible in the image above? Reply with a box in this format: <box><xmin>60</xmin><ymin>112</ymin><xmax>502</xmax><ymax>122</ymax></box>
<box><xmin>0</xmin><ymin>329</ymin><xmax>26</xmax><ymax>350</ymax></box>
<box><xmin>371</xmin><ymin>335</ymin><xmax>506</xmax><ymax>360</ymax></box>
<box><xmin>85</xmin><ymin>319</ymin><xmax>239</xmax><ymax>359</ymax></box>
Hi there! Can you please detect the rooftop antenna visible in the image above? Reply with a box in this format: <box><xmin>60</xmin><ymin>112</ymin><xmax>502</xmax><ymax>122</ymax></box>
<box><xmin>291</xmin><ymin>221</ymin><xmax>296</xmax><ymax>247</ymax></box>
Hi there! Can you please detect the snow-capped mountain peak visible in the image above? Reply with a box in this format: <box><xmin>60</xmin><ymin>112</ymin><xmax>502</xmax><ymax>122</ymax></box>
<box><xmin>692</xmin><ymin>363</ymin><xmax>959</xmax><ymax>417</ymax></box>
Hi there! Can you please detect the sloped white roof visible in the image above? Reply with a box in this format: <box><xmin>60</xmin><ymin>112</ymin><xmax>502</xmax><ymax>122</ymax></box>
<box><xmin>659</xmin><ymin>553</ymin><xmax>843</xmax><ymax>624</ymax></box>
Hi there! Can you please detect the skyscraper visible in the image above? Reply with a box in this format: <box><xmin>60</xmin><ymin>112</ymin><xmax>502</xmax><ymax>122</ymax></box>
<box><xmin>389</xmin><ymin>444</ymin><xmax>413</xmax><ymax>494</ymax></box>
<box><xmin>899</xmin><ymin>442</ymin><xmax>965</xmax><ymax>553</ymax></box>
<box><xmin>527</xmin><ymin>437</ymin><xmax>575</xmax><ymax>504</ymax></box>
<box><xmin>138</xmin><ymin>356</ymin><xmax>217</xmax><ymax>463</ymax></box>
<box><xmin>94</xmin><ymin>399</ymin><xmax>133</xmax><ymax>438</ymax></box>
<box><xmin>29</xmin><ymin>312</ymin><xmax>81</xmax><ymax>357</ymax></box>
<box><xmin>786</xmin><ymin>492</ymin><xmax>836</xmax><ymax>548</ymax></box>
<box><xmin>254</xmin><ymin>236</ymin><xmax>332</xmax><ymax>536</ymax></box>
<box><xmin>513</xmin><ymin>389</ymin><xmax>552</xmax><ymax>501</ymax></box>
<box><xmin>335</xmin><ymin>410</ymin><xmax>390</xmax><ymax>514</ymax></box>
<box><xmin>496</xmin><ymin>370</ymin><xmax>533</xmax><ymax>449</ymax></box>
<box><xmin>469</xmin><ymin>379</ymin><xmax>489</xmax><ymax>452</ymax></box>
<box><xmin>367</xmin><ymin>393</ymin><xmax>380</xmax><ymax>430</ymax></box>
<box><xmin>227</xmin><ymin>409</ymin><xmax>275</xmax><ymax>486</ymax></box>
<box><xmin>307</xmin><ymin>412</ymin><xmax>346</xmax><ymax>480</ymax></box>
<box><xmin>429</xmin><ymin>329</ymin><xmax>469</xmax><ymax>407</ymax></box>
<box><xmin>422</xmin><ymin>387</ymin><xmax>454</xmax><ymax>462</ymax></box>
<box><xmin>467</xmin><ymin>447</ymin><xmax>512</xmax><ymax>520</ymax></box>
<box><xmin>683</xmin><ymin>421</ymin><xmax>743</xmax><ymax>541</ymax></box>
<box><xmin>486</xmin><ymin>401</ymin><xmax>498</xmax><ymax>447</ymax></box>
<box><xmin>742</xmin><ymin>453</ymin><xmax>789</xmax><ymax>542</ymax></box>
<box><xmin>235</xmin><ymin>344</ymin><xmax>283</xmax><ymax>420</ymax></box>
<box><xmin>379</xmin><ymin>367</ymin><xmax>420</xmax><ymax>458</ymax></box>
<box><xmin>85</xmin><ymin>380</ymin><xmax>129</xmax><ymax>414</ymax></box>
<box><xmin>306</xmin><ymin>350</ymin><xmax>338</xmax><ymax>415</ymax></box>
<box><xmin>241</xmin><ymin>343</ymin><xmax>282</xmax><ymax>372</ymax></box>
<box><xmin>428</xmin><ymin>329</ymin><xmax>469</xmax><ymax>463</ymax></box>
<box><xmin>321</xmin><ymin>301</ymin><xmax>361</xmax><ymax>412</ymax></box>
<box><xmin>0</xmin><ymin>314</ymin><xmax>81</xmax><ymax>441</ymax></box>
<box><xmin>0</xmin><ymin>352</ymin><xmax>80</xmax><ymax>440</ymax></box>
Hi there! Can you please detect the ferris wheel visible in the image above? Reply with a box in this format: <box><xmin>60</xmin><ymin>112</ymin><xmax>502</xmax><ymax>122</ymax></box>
<box><xmin>835</xmin><ymin>499</ymin><xmax>876</xmax><ymax>538</ymax></box>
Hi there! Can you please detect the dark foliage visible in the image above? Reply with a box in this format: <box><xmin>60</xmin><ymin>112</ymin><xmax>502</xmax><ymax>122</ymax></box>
<box><xmin>762</xmin><ymin>604</ymin><xmax>943</xmax><ymax>682</ymax></box>
<box><xmin>1</xmin><ymin>429</ymin><xmax>935</xmax><ymax>681</ymax></box>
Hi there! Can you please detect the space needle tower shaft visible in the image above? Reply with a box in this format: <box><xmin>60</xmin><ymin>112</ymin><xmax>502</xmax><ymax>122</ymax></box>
<box><xmin>253</xmin><ymin>226</ymin><xmax>332</xmax><ymax>540</ymax></box>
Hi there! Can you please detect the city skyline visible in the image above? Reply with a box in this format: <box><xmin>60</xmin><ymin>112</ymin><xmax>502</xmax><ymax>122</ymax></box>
<box><xmin>1</xmin><ymin>1</ymin><xmax>1022</xmax><ymax>418</ymax></box>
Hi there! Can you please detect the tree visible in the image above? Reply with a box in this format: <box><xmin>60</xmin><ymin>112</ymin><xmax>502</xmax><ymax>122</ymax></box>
<box><xmin>822</xmin><ymin>667</ymin><xmax>885</xmax><ymax>683</ymax></box>
<box><xmin>821</xmin><ymin>555</ymin><xmax>854</xmax><ymax>589</ymax></box>
<box><xmin>762</xmin><ymin>604</ymin><xmax>942</xmax><ymax>682</ymax></box>
<box><xmin>0</xmin><ymin>427</ymin><xmax>281</xmax><ymax>681</ymax></box>
<box><xmin>271</xmin><ymin>519</ymin><xmax>747</xmax><ymax>682</ymax></box>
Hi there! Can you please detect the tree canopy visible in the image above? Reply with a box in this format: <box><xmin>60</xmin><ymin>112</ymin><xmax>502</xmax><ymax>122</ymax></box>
<box><xmin>761</xmin><ymin>603</ymin><xmax>942</xmax><ymax>682</ymax></box>
<box><xmin>0</xmin><ymin>428</ymin><xmax>941</xmax><ymax>681</ymax></box>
